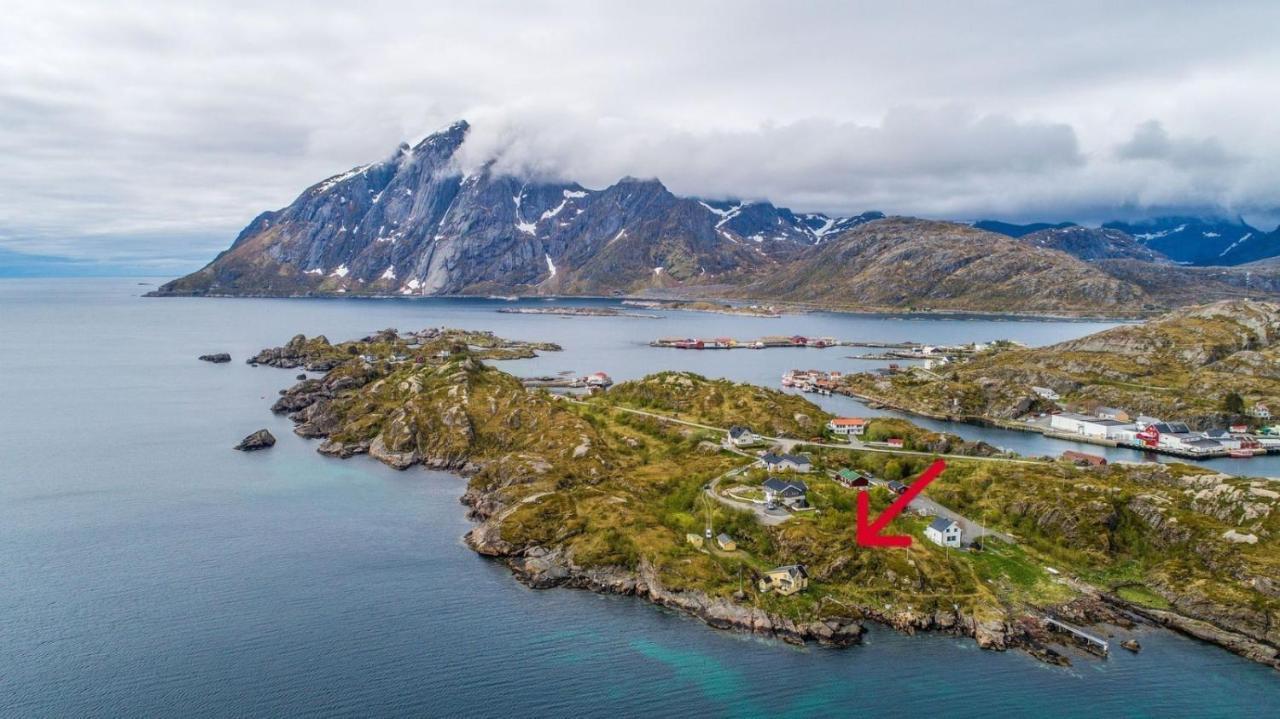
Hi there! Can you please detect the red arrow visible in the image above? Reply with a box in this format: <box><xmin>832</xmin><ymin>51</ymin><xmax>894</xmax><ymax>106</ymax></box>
<box><xmin>856</xmin><ymin>459</ymin><xmax>946</xmax><ymax>548</ymax></box>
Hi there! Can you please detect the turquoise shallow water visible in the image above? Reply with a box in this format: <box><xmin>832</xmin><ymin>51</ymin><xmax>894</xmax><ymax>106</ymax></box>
<box><xmin>0</xmin><ymin>278</ymin><xmax>1276</xmax><ymax>717</ymax></box>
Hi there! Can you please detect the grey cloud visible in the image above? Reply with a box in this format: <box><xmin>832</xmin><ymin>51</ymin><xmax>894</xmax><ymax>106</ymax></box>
<box><xmin>1116</xmin><ymin>120</ymin><xmax>1237</xmax><ymax>168</ymax></box>
<box><xmin>1</xmin><ymin>0</ymin><xmax>1278</xmax><ymax>269</ymax></box>
<box><xmin>460</xmin><ymin>106</ymin><xmax>1083</xmax><ymax>213</ymax></box>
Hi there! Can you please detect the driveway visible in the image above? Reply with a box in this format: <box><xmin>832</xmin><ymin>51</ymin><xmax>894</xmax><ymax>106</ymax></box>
<box><xmin>866</xmin><ymin>477</ymin><xmax>1015</xmax><ymax>543</ymax></box>
<box><xmin>706</xmin><ymin>464</ymin><xmax>793</xmax><ymax>526</ymax></box>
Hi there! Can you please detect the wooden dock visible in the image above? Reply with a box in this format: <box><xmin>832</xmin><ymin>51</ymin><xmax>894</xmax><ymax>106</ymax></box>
<box><xmin>1044</xmin><ymin>617</ymin><xmax>1109</xmax><ymax>655</ymax></box>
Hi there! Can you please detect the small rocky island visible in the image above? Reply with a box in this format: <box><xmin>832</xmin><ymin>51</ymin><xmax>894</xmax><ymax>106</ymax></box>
<box><xmin>198</xmin><ymin>352</ymin><xmax>231</xmax><ymax>363</ymax></box>
<box><xmin>622</xmin><ymin>300</ymin><xmax>784</xmax><ymax>317</ymax></box>
<box><xmin>240</xmin><ymin>326</ymin><xmax>1280</xmax><ymax>669</ymax></box>
<box><xmin>496</xmin><ymin>306</ymin><xmax>659</xmax><ymax>319</ymax></box>
<box><xmin>234</xmin><ymin>429</ymin><xmax>276</xmax><ymax>451</ymax></box>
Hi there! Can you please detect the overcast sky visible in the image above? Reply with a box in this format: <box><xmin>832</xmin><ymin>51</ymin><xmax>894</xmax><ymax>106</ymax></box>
<box><xmin>3</xmin><ymin>0</ymin><xmax>1279</xmax><ymax>272</ymax></box>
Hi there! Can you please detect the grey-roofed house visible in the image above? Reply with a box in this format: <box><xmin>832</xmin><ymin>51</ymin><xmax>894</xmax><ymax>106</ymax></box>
<box><xmin>762</xmin><ymin>477</ymin><xmax>809</xmax><ymax>507</ymax></box>
<box><xmin>727</xmin><ymin>425</ymin><xmax>759</xmax><ymax>447</ymax></box>
<box><xmin>925</xmin><ymin>517</ymin><xmax>962</xmax><ymax>547</ymax></box>
<box><xmin>759</xmin><ymin>452</ymin><xmax>812</xmax><ymax>473</ymax></box>
<box><xmin>757</xmin><ymin>564</ymin><xmax>809</xmax><ymax>595</ymax></box>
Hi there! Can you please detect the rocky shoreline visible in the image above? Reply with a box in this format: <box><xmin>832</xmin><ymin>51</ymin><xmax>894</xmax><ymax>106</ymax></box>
<box><xmin>246</xmin><ymin>332</ymin><xmax>1279</xmax><ymax>671</ymax></box>
<box><xmin>459</xmin><ymin>483</ymin><xmax>1157</xmax><ymax>663</ymax></box>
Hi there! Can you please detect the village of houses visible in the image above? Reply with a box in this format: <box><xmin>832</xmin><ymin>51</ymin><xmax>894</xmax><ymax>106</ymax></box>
<box><xmin>780</xmin><ymin>362</ymin><xmax>1280</xmax><ymax>461</ymax></box>
<box><xmin>1027</xmin><ymin>386</ymin><xmax>1279</xmax><ymax>459</ymax></box>
<box><xmin>688</xmin><ymin>417</ymin><xmax>970</xmax><ymax>599</ymax></box>
<box><xmin>692</xmin><ymin>369</ymin><xmax>1280</xmax><ymax>601</ymax></box>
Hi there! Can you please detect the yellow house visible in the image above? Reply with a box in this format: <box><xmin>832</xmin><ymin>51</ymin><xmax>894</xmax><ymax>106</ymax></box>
<box><xmin>716</xmin><ymin>533</ymin><xmax>737</xmax><ymax>551</ymax></box>
<box><xmin>685</xmin><ymin>533</ymin><xmax>705</xmax><ymax>549</ymax></box>
<box><xmin>757</xmin><ymin>564</ymin><xmax>808</xmax><ymax>596</ymax></box>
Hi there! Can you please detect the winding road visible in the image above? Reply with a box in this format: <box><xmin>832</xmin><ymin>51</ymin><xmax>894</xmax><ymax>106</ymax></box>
<box><xmin>563</xmin><ymin>395</ymin><xmax>1026</xmax><ymax>541</ymax></box>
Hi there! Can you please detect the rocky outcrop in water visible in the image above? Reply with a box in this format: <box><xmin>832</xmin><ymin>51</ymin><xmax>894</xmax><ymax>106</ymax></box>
<box><xmin>198</xmin><ymin>352</ymin><xmax>231</xmax><ymax>363</ymax></box>
<box><xmin>234</xmin><ymin>429</ymin><xmax>276</xmax><ymax>451</ymax></box>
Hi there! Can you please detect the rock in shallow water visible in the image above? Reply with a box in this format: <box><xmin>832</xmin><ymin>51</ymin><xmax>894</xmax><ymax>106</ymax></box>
<box><xmin>198</xmin><ymin>353</ymin><xmax>231</xmax><ymax>363</ymax></box>
<box><xmin>234</xmin><ymin>429</ymin><xmax>276</xmax><ymax>451</ymax></box>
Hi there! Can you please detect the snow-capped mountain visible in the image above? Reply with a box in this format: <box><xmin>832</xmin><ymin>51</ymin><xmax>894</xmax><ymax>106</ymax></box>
<box><xmin>1101</xmin><ymin>217</ymin><xmax>1278</xmax><ymax>266</ymax></box>
<box><xmin>979</xmin><ymin>217</ymin><xmax>1280</xmax><ymax>266</ymax></box>
<box><xmin>158</xmin><ymin>121</ymin><xmax>881</xmax><ymax>297</ymax></box>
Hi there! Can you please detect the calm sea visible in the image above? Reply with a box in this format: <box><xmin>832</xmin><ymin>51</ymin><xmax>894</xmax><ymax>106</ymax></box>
<box><xmin>0</xmin><ymin>278</ymin><xmax>1275</xmax><ymax>717</ymax></box>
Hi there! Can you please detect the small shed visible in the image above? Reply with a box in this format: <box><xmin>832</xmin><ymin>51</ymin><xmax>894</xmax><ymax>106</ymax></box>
<box><xmin>716</xmin><ymin>533</ymin><xmax>737</xmax><ymax>551</ymax></box>
<box><xmin>836</xmin><ymin>469</ymin><xmax>870</xmax><ymax>487</ymax></box>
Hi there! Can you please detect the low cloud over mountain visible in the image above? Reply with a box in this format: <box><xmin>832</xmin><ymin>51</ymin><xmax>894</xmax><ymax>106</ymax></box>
<box><xmin>3</xmin><ymin>1</ymin><xmax>1280</xmax><ymax>272</ymax></box>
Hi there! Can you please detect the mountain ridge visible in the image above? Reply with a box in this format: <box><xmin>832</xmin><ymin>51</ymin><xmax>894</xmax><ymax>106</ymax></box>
<box><xmin>154</xmin><ymin>120</ymin><xmax>1280</xmax><ymax>316</ymax></box>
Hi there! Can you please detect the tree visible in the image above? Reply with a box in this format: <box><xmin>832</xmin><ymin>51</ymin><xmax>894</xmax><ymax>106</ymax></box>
<box><xmin>1223</xmin><ymin>391</ymin><xmax>1245</xmax><ymax>414</ymax></box>
<box><xmin>883</xmin><ymin>459</ymin><xmax>905</xmax><ymax>481</ymax></box>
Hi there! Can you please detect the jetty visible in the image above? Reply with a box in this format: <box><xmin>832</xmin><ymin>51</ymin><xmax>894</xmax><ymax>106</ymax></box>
<box><xmin>1044</xmin><ymin>616</ymin><xmax>1109</xmax><ymax>656</ymax></box>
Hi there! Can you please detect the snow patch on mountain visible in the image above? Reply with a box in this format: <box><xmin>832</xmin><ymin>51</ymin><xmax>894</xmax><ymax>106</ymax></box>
<box><xmin>1219</xmin><ymin>233</ymin><xmax>1253</xmax><ymax>257</ymax></box>
<box><xmin>1134</xmin><ymin>224</ymin><xmax>1187</xmax><ymax>242</ymax></box>
<box><xmin>315</xmin><ymin>164</ymin><xmax>370</xmax><ymax>193</ymax></box>
<box><xmin>541</xmin><ymin>200</ymin><xmax>568</xmax><ymax>221</ymax></box>
<box><xmin>700</xmin><ymin>201</ymin><xmax>743</xmax><ymax>229</ymax></box>
<box><xmin>544</xmin><ymin>254</ymin><xmax>557</xmax><ymax>278</ymax></box>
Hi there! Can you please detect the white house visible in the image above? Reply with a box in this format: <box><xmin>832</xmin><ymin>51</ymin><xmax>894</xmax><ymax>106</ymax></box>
<box><xmin>759</xmin><ymin>453</ymin><xmax>812</xmax><ymax>473</ymax></box>
<box><xmin>925</xmin><ymin>517</ymin><xmax>962</xmax><ymax>548</ymax></box>
<box><xmin>727</xmin><ymin>426</ymin><xmax>759</xmax><ymax>447</ymax></box>
<box><xmin>1204</xmin><ymin>429</ymin><xmax>1243</xmax><ymax>450</ymax></box>
<box><xmin>827</xmin><ymin>417</ymin><xmax>868</xmax><ymax>437</ymax></box>
<box><xmin>1251</xmin><ymin>404</ymin><xmax>1272</xmax><ymax>419</ymax></box>
<box><xmin>1032</xmin><ymin>386</ymin><xmax>1061</xmax><ymax>401</ymax></box>
<box><xmin>762</xmin><ymin>477</ymin><xmax>808</xmax><ymax>508</ymax></box>
<box><xmin>1139</xmin><ymin>422</ymin><xmax>1223</xmax><ymax>454</ymax></box>
<box><xmin>585</xmin><ymin>372</ymin><xmax>613</xmax><ymax>388</ymax></box>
